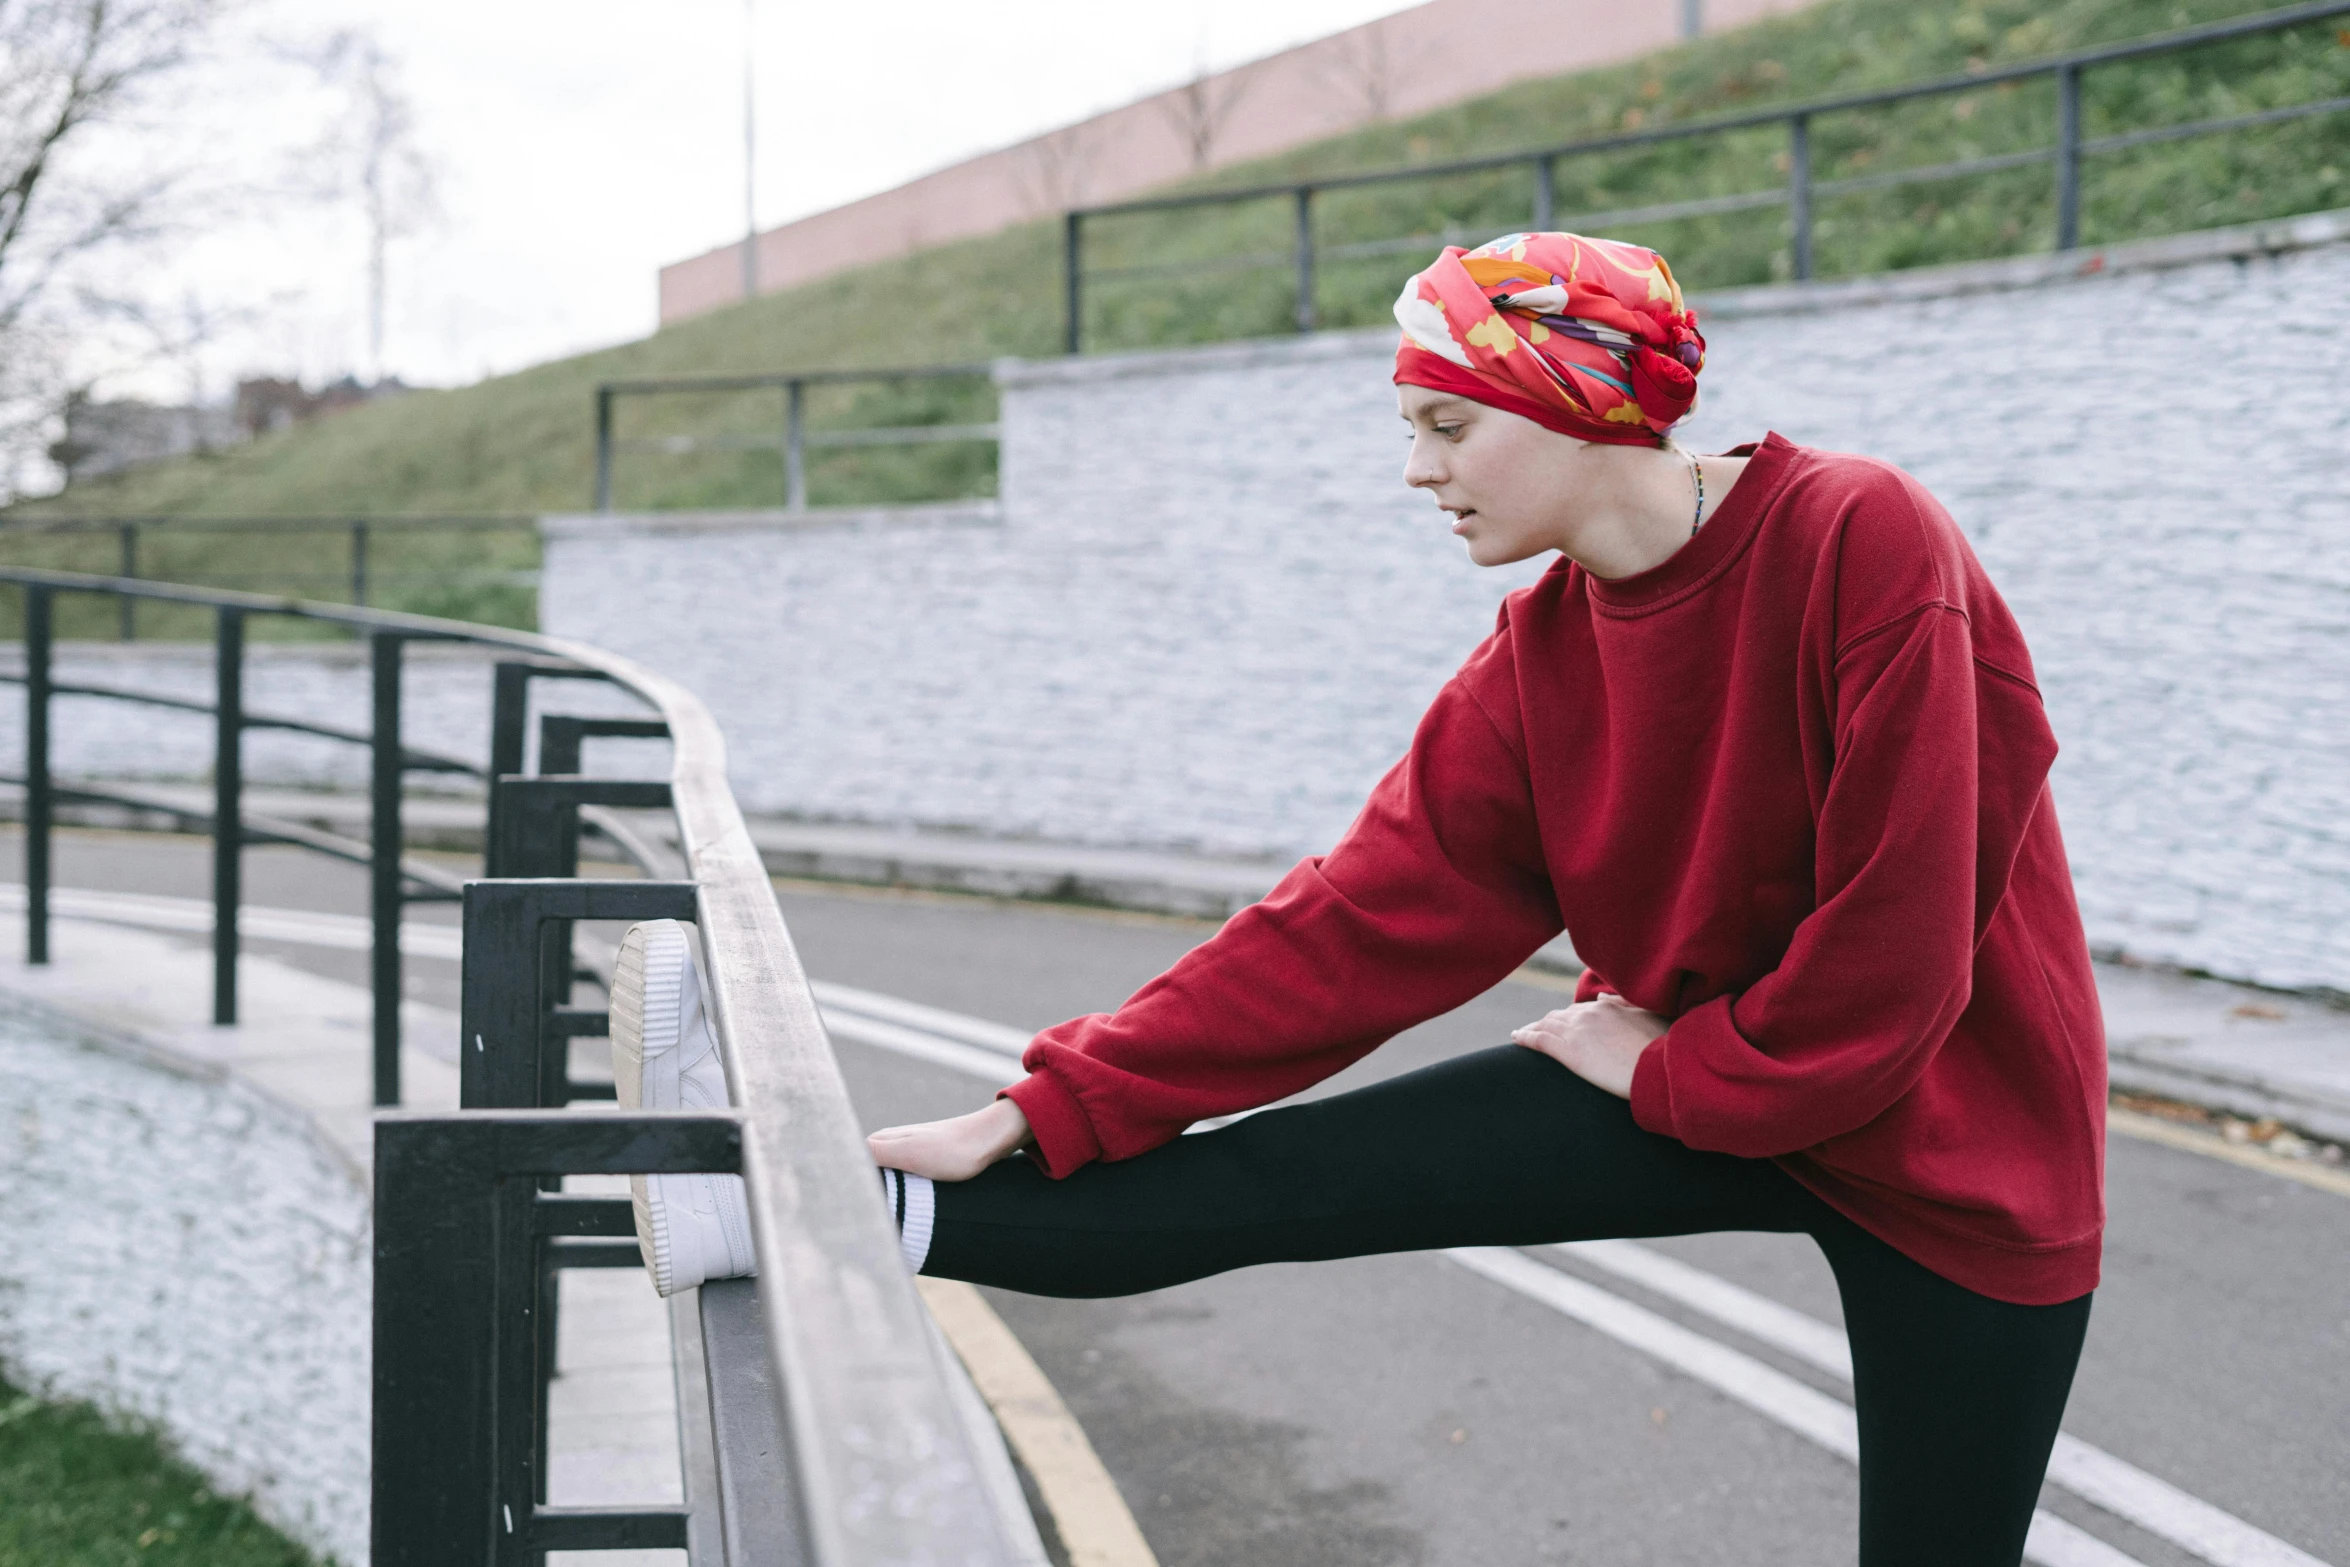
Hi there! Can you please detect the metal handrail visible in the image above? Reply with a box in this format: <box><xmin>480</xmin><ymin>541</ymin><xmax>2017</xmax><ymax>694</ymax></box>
<box><xmin>0</xmin><ymin>512</ymin><xmax>539</xmax><ymax>635</ymax></box>
<box><xmin>3</xmin><ymin>565</ymin><xmax>1034</xmax><ymax>1565</ymax></box>
<box><xmin>1062</xmin><ymin>0</ymin><xmax>2350</xmax><ymax>348</ymax></box>
<box><xmin>591</xmin><ymin>362</ymin><xmax>998</xmax><ymax>513</ymax></box>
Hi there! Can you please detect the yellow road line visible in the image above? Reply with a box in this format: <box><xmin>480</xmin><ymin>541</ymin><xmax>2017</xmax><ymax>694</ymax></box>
<box><xmin>918</xmin><ymin>1277</ymin><xmax>1161</xmax><ymax>1567</ymax></box>
<box><xmin>1507</xmin><ymin>965</ymin><xmax>1584</xmax><ymax>995</ymax></box>
<box><xmin>2109</xmin><ymin>1107</ymin><xmax>2350</xmax><ymax>1198</ymax></box>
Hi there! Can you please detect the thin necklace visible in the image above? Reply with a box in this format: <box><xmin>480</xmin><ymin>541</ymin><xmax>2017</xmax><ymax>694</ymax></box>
<box><xmin>1686</xmin><ymin>449</ymin><xmax>1706</xmax><ymax>538</ymax></box>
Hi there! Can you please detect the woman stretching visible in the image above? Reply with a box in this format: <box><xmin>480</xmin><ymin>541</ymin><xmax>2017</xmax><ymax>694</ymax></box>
<box><xmin>611</xmin><ymin>231</ymin><xmax>2106</xmax><ymax>1566</ymax></box>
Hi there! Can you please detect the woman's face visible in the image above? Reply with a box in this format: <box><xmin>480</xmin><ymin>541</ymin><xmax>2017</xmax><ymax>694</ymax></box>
<box><xmin>1398</xmin><ymin>383</ymin><xmax>1595</xmax><ymax>567</ymax></box>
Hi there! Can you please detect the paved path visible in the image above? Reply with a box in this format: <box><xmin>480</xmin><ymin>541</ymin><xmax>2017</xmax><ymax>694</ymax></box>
<box><xmin>4</xmin><ymin>828</ymin><xmax>2346</xmax><ymax>1567</ymax></box>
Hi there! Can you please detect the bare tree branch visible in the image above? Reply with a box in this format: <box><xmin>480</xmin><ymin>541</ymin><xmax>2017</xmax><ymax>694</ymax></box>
<box><xmin>1160</xmin><ymin>57</ymin><xmax>1257</xmax><ymax>171</ymax></box>
<box><xmin>0</xmin><ymin>0</ymin><xmax>225</xmax><ymax>500</ymax></box>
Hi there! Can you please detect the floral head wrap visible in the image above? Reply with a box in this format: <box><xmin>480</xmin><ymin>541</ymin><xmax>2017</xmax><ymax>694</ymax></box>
<box><xmin>1392</xmin><ymin>231</ymin><xmax>1705</xmax><ymax>446</ymax></box>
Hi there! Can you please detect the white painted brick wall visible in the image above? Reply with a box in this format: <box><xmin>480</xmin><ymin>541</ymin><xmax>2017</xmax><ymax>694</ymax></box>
<box><xmin>0</xmin><ymin>996</ymin><xmax>370</xmax><ymax>1564</ymax></box>
<box><xmin>544</xmin><ymin>219</ymin><xmax>2350</xmax><ymax>992</ymax></box>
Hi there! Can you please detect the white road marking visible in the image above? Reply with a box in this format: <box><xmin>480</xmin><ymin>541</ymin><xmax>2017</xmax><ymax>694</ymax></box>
<box><xmin>1447</xmin><ymin>1247</ymin><xmax>2145</xmax><ymax>1567</ymax></box>
<box><xmin>1558</xmin><ymin>1241</ymin><xmax>2331</xmax><ymax>1567</ymax></box>
<box><xmin>822</xmin><ymin>1008</ymin><xmax>1023</xmax><ymax>1086</ymax></box>
<box><xmin>14</xmin><ymin>883</ymin><xmax>2329</xmax><ymax>1567</ymax></box>
<box><xmin>811</xmin><ymin>980</ymin><xmax>1034</xmax><ymax>1056</ymax></box>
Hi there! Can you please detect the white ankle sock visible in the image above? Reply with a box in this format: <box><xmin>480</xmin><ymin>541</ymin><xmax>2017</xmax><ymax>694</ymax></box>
<box><xmin>878</xmin><ymin>1168</ymin><xmax>935</xmax><ymax>1273</ymax></box>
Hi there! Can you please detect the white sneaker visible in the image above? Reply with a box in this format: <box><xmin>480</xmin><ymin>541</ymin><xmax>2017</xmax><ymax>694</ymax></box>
<box><xmin>609</xmin><ymin>919</ymin><xmax>758</xmax><ymax>1296</ymax></box>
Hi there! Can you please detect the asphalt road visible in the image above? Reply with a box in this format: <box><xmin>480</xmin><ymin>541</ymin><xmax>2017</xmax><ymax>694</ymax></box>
<box><xmin>10</xmin><ymin>828</ymin><xmax>2347</xmax><ymax>1567</ymax></box>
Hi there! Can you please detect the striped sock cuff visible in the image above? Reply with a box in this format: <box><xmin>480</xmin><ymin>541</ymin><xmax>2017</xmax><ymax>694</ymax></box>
<box><xmin>877</xmin><ymin>1168</ymin><xmax>937</xmax><ymax>1274</ymax></box>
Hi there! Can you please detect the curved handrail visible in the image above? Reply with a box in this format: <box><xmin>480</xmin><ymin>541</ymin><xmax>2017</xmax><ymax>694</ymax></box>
<box><xmin>0</xmin><ymin>566</ymin><xmax>1030</xmax><ymax>1564</ymax></box>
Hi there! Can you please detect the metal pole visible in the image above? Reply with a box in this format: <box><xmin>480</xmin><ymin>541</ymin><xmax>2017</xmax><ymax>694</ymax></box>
<box><xmin>1063</xmin><ymin>211</ymin><xmax>1084</xmax><ymax>355</ymax></box>
<box><xmin>118</xmin><ymin>524</ymin><xmax>137</xmax><ymax>641</ymax></box>
<box><xmin>213</xmin><ymin>608</ymin><xmax>244</xmax><ymax>1025</ymax></box>
<box><xmin>741</xmin><ymin>0</ymin><xmax>758</xmax><ymax>301</ymax></box>
<box><xmin>1533</xmin><ymin>157</ymin><xmax>1556</xmax><ymax>231</ymax></box>
<box><xmin>593</xmin><ymin>387</ymin><xmax>615</xmax><ymax>512</ymax></box>
<box><xmin>25</xmin><ymin>587</ymin><xmax>51</xmax><ymax>966</ymax></box>
<box><xmin>1293</xmin><ymin>187</ymin><xmax>1317</xmax><ymax>333</ymax></box>
<box><xmin>1789</xmin><ymin>113</ymin><xmax>1814</xmax><ymax>281</ymax></box>
<box><xmin>1681</xmin><ymin>0</ymin><xmax>1702</xmax><ymax>40</ymax></box>
<box><xmin>2055</xmin><ymin>63</ymin><xmax>2084</xmax><ymax>250</ymax></box>
<box><xmin>785</xmin><ymin>380</ymin><xmax>807</xmax><ymax>512</ymax></box>
<box><xmin>371</xmin><ymin>632</ymin><xmax>404</xmax><ymax>1106</ymax></box>
<box><xmin>352</xmin><ymin>520</ymin><xmax>371</xmax><ymax>607</ymax></box>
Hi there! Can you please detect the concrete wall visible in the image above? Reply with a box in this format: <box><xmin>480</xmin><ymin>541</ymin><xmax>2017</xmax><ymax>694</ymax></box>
<box><xmin>557</xmin><ymin>212</ymin><xmax>2350</xmax><ymax>994</ymax></box>
<box><xmin>659</xmin><ymin>0</ymin><xmax>1818</xmax><ymax>322</ymax></box>
<box><xmin>0</xmin><ymin>995</ymin><xmax>370</xmax><ymax>1563</ymax></box>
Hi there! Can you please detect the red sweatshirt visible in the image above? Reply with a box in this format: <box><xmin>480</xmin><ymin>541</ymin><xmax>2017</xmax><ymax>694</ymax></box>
<box><xmin>1005</xmin><ymin>434</ymin><xmax>2106</xmax><ymax>1306</ymax></box>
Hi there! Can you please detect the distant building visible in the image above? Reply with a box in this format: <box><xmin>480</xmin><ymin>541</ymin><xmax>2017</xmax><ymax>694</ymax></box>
<box><xmin>234</xmin><ymin>375</ymin><xmax>406</xmax><ymax>440</ymax></box>
<box><xmin>658</xmin><ymin>0</ymin><xmax>1819</xmax><ymax>324</ymax></box>
<box><xmin>47</xmin><ymin>396</ymin><xmax>239</xmax><ymax>483</ymax></box>
<box><xmin>45</xmin><ymin>376</ymin><xmax>412</xmax><ymax>487</ymax></box>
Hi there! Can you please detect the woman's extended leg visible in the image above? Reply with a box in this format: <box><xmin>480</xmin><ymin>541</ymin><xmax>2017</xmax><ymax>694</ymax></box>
<box><xmin>921</xmin><ymin>1044</ymin><xmax>1817</xmax><ymax>1296</ymax></box>
<box><xmin>1820</xmin><ymin>1219</ymin><xmax>2092</xmax><ymax>1567</ymax></box>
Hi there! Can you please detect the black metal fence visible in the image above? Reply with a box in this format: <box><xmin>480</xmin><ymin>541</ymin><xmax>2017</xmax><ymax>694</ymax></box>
<box><xmin>4</xmin><ymin>567</ymin><xmax>1038</xmax><ymax>1564</ymax></box>
<box><xmin>0</xmin><ymin>514</ymin><xmax>539</xmax><ymax>637</ymax></box>
<box><xmin>1062</xmin><ymin>0</ymin><xmax>2350</xmax><ymax>350</ymax></box>
<box><xmin>593</xmin><ymin>363</ymin><xmax>998</xmax><ymax>513</ymax></box>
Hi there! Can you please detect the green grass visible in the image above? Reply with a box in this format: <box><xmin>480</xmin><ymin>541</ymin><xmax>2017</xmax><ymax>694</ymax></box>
<box><xmin>0</xmin><ymin>1375</ymin><xmax>318</xmax><ymax>1567</ymax></box>
<box><xmin>3</xmin><ymin>0</ymin><xmax>2343</xmax><ymax>590</ymax></box>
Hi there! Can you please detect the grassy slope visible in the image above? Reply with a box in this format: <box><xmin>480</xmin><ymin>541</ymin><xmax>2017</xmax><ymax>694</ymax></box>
<box><xmin>0</xmin><ymin>1376</ymin><xmax>315</xmax><ymax>1567</ymax></box>
<box><xmin>4</xmin><ymin>0</ymin><xmax>2341</xmax><ymax>536</ymax></box>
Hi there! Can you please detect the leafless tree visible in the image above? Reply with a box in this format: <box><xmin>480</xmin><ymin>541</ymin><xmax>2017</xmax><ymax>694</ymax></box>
<box><xmin>299</xmin><ymin>28</ymin><xmax>436</xmax><ymax>386</ymax></box>
<box><xmin>0</xmin><ymin>0</ymin><xmax>223</xmax><ymax>498</ymax></box>
<box><xmin>1322</xmin><ymin>21</ymin><xmax>1398</xmax><ymax>126</ymax></box>
<box><xmin>1015</xmin><ymin>122</ymin><xmax>1100</xmax><ymax>216</ymax></box>
<box><xmin>1160</xmin><ymin>56</ymin><xmax>1257</xmax><ymax>171</ymax></box>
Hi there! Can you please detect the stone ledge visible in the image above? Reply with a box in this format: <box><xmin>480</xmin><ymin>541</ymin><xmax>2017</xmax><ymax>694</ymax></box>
<box><xmin>1682</xmin><ymin>205</ymin><xmax>2350</xmax><ymax>319</ymax></box>
<box><xmin>542</xmin><ymin>497</ymin><xmax>1002</xmax><ymax>540</ymax></box>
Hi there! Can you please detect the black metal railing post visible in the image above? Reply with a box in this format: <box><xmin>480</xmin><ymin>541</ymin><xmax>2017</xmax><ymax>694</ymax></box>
<box><xmin>371</xmin><ymin>631</ymin><xmax>405</xmax><ymax>1106</ymax></box>
<box><xmin>352</xmin><ymin>520</ymin><xmax>371</xmax><ymax>608</ymax></box>
<box><xmin>592</xmin><ymin>386</ymin><xmax>615</xmax><ymax>513</ymax></box>
<box><xmin>1533</xmin><ymin>155</ymin><xmax>1557</xmax><ymax>231</ymax></box>
<box><xmin>24</xmin><ymin>586</ymin><xmax>52</xmax><ymax>965</ymax></box>
<box><xmin>1788</xmin><ymin>112</ymin><xmax>1814</xmax><ymax>281</ymax></box>
<box><xmin>459</xmin><ymin>876</ymin><xmax>695</xmax><ymax>1110</ymax></box>
<box><xmin>213</xmin><ymin>607</ymin><xmax>244</xmax><ymax>1025</ymax></box>
<box><xmin>373</xmin><ymin>1111</ymin><xmax>726</xmax><ymax>1567</ymax></box>
<box><xmin>1293</xmin><ymin>187</ymin><xmax>1318</xmax><ymax>332</ymax></box>
<box><xmin>1063</xmin><ymin>209</ymin><xmax>1084</xmax><ymax>354</ymax></box>
<box><xmin>2056</xmin><ymin>62</ymin><xmax>2085</xmax><ymax>249</ymax></box>
<box><xmin>117</xmin><ymin>525</ymin><xmax>138</xmax><ymax>641</ymax></box>
<box><xmin>785</xmin><ymin>378</ymin><xmax>807</xmax><ymax>512</ymax></box>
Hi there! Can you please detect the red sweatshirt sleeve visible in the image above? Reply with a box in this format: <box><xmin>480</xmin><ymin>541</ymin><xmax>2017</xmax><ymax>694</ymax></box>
<box><xmin>1629</xmin><ymin>600</ymin><xmax>2059</xmax><ymax>1157</ymax></box>
<box><xmin>1006</xmin><ymin>637</ymin><xmax>1563</xmax><ymax>1176</ymax></box>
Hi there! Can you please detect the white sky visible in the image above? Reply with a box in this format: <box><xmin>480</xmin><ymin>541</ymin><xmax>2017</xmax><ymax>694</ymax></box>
<box><xmin>112</xmin><ymin>0</ymin><xmax>1418</xmax><ymax>399</ymax></box>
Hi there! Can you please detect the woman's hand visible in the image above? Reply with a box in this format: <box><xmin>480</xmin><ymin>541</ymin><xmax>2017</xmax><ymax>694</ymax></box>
<box><xmin>868</xmin><ymin>1097</ymin><xmax>1033</xmax><ymax>1182</ymax></box>
<box><xmin>1511</xmin><ymin>995</ymin><xmax>1669</xmax><ymax>1099</ymax></box>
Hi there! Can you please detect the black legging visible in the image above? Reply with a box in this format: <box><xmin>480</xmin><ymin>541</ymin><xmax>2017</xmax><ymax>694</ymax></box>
<box><xmin>925</xmin><ymin>1046</ymin><xmax>2091</xmax><ymax>1567</ymax></box>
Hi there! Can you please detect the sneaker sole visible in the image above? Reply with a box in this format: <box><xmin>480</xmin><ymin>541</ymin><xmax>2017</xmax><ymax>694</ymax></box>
<box><xmin>611</xmin><ymin>920</ymin><xmax>692</xmax><ymax>1296</ymax></box>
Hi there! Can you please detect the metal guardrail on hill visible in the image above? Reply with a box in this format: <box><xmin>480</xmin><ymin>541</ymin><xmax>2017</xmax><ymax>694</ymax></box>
<box><xmin>1</xmin><ymin>567</ymin><xmax>1039</xmax><ymax>1565</ymax></box>
<box><xmin>593</xmin><ymin>363</ymin><xmax>997</xmax><ymax>512</ymax></box>
<box><xmin>0</xmin><ymin>513</ymin><xmax>538</xmax><ymax>635</ymax></box>
<box><xmin>1063</xmin><ymin>0</ymin><xmax>2350</xmax><ymax>349</ymax></box>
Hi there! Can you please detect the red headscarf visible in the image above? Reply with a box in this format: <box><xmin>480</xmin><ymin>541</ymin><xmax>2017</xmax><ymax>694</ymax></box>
<box><xmin>1392</xmin><ymin>231</ymin><xmax>1705</xmax><ymax>446</ymax></box>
